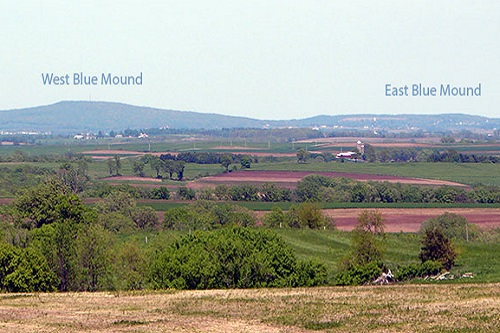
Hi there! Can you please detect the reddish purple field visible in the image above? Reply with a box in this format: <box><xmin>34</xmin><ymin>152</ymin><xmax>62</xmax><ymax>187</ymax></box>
<box><xmin>323</xmin><ymin>208</ymin><xmax>500</xmax><ymax>232</ymax></box>
<box><xmin>189</xmin><ymin>170</ymin><xmax>466</xmax><ymax>189</ymax></box>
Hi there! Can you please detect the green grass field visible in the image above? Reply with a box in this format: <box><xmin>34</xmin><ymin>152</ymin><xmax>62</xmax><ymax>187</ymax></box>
<box><xmin>276</xmin><ymin>228</ymin><xmax>500</xmax><ymax>283</ymax></box>
<box><xmin>115</xmin><ymin>227</ymin><xmax>500</xmax><ymax>285</ymax></box>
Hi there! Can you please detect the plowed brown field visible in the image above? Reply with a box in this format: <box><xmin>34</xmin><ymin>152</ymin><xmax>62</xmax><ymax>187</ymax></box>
<box><xmin>189</xmin><ymin>170</ymin><xmax>466</xmax><ymax>189</ymax></box>
<box><xmin>324</xmin><ymin>208</ymin><xmax>500</xmax><ymax>232</ymax></box>
<box><xmin>253</xmin><ymin>208</ymin><xmax>500</xmax><ymax>232</ymax></box>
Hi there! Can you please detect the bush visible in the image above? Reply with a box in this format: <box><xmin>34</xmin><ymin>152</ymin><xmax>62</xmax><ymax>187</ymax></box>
<box><xmin>262</xmin><ymin>207</ymin><xmax>287</xmax><ymax>228</ymax></box>
<box><xmin>178</xmin><ymin>187</ymin><xmax>196</xmax><ymax>200</ymax></box>
<box><xmin>132</xmin><ymin>206</ymin><xmax>159</xmax><ymax>230</ymax></box>
<box><xmin>162</xmin><ymin>202</ymin><xmax>256</xmax><ymax>231</ymax></box>
<box><xmin>286</xmin><ymin>203</ymin><xmax>333</xmax><ymax>229</ymax></box>
<box><xmin>419</xmin><ymin>227</ymin><xmax>457</xmax><ymax>271</ymax></box>
<box><xmin>150</xmin><ymin>187</ymin><xmax>170</xmax><ymax>200</ymax></box>
<box><xmin>394</xmin><ymin>260</ymin><xmax>443</xmax><ymax>281</ymax></box>
<box><xmin>149</xmin><ymin>227</ymin><xmax>327</xmax><ymax>289</ymax></box>
<box><xmin>0</xmin><ymin>243</ymin><xmax>58</xmax><ymax>292</ymax></box>
<box><xmin>334</xmin><ymin>261</ymin><xmax>383</xmax><ymax>286</ymax></box>
<box><xmin>112</xmin><ymin>241</ymin><xmax>147</xmax><ymax>290</ymax></box>
<box><xmin>420</xmin><ymin>212</ymin><xmax>476</xmax><ymax>241</ymax></box>
<box><xmin>348</xmin><ymin>229</ymin><xmax>384</xmax><ymax>266</ymax></box>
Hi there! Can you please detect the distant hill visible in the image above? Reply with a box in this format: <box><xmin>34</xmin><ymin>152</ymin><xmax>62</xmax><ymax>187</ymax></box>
<box><xmin>0</xmin><ymin>101</ymin><xmax>268</xmax><ymax>134</ymax></box>
<box><xmin>0</xmin><ymin>101</ymin><xmax>498</xmax><ymax>134</ymax></box>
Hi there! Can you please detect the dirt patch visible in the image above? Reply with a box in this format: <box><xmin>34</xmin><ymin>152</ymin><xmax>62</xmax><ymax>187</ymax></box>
<box><xmin>0</xmin><ymin>198</ymin><xmax>13</xmax><ymax>205</ymax></box>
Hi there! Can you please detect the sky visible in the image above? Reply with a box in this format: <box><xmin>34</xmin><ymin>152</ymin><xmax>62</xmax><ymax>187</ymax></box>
<box><xmin>1</xmin><ymin>1</ymin><xmax>499</xmax><ymax>120</ymax></box>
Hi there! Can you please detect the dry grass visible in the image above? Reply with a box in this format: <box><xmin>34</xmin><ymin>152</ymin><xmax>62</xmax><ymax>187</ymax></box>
<box><xmin>1</xmin><ymin>284</ymin><xmax>498</xmax><ymax>332</ymax></box>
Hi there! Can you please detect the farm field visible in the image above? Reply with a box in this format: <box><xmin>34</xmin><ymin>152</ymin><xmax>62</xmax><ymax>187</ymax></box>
<box><xmin>251</xmin><ymin>162</ymin><xmax>500</xmax><ymax>186</ymax></box>
<box><xmin>323</xmin><ymin>208</ymin><xmax>500</xmax><ymax>232</ymax></box>
<box><xmin>1</xmin><ymin>284</ymin><xmax>498</xmax><ymax>333</ymax></box>
<box><xmin>252</xmin><ymin>208</ymin><xmax>500</xmax><ymax>232</ymax></box>
<box><xmin>188</xmin><ymin>170</ymin><xmax>468</xmax><ymax>189</ymax></box>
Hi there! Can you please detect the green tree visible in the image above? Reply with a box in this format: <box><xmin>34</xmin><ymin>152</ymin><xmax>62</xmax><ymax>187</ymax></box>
<box><xmin>150</xmin><ymin>156</ymin><xmax>162</xmax><ymax>178</ymax></box>
<box><xmin>221</xmin><ymin>154</ymin><xmax>232</xmax><ymax>172</ymax></box>
<box><xmin>295</xmin><ymin>174</ymin><xmax>332</xmax><ymax>202</ymax></box>
<box><xmin>106</xmin><ymin>158</ymin><xmax>115</xmax><ymax>176</ymax></box>
<box><xmin>75</xmin><ymin>224</ymin><xmax>113</xmax><ymax>291</ymax></box>
<box><xmin>133</xmin><ymin>160</ymin><xmax>145</xmax><ymax>177</ymax></box>
<box><xmin>262</xmin><ymin>207</ymin><xmax>286</xmax><ymax>228</ymax></box>
<box><xmin>260</xmin><ymin>183</ymin><xmax>291</xmax><ymax>202</ymax></box>
<box><xmin>420</xmin><ymin>212</ymin><xmax>475</xmax><ymax>241</ymax></box>
<box><xmin>441</xmin><ymin>135</ymin><xmax>456</xmax><ymax>144</ymax></box>
<box><xmin>286</xmin><ymin>203</ymin><xmax>332</xmax><ymax>229</ymax></box>
<box><xmin>296</xmin><ymin>148</ymin><xmax>309</xmax><ymax>164</ymax></box>
<box><xmin>113</xmin><ymin>154</ymin><xmax>121</xmax><ymax>175</ymax></box>
<box><xmin>149</xmin><ymin>228</ymin><xmax>326</xmax><ymax>290</ymax></box>
<box><xmin>356</xmin><ymin>210</ymin><xmax>385</xmax><ymax>235</ymax></box>
<box><xmin>132</xmin><ymin>206</ymin><xmax>159</xmax><ymax>230</ymax></box>
<box><xmin>362</xmin><ymin>143</ymin><xmax>377</xmax><ymax>162</ymax></box>
<box><xmin>163</xmin><ymin>202</ymin><xmax>256</xmax><ymax>231</ymax></box>
<box><xmin>240</xmin><ymin>156</ymin><xmax>252</xmax><ymax>169</ymax></box>
<box><xmin>419</xmin><ymin>227</ymin><xmax>457</xmax><ymax>271</ymax></box>
<box><xmin>178</xmin><ymin>187</ymin><xmax>196</xmax><ymax>200</ymax></box>
<box><xmin>173</xmin><ymin>160</ymin><xmax>185</xmax><ymax>180</ymax></box>
<box><xmin>336</xmin><ymin>210</ymin><xmax>386</xmax><ymax>285</ymax></box>
<box><xmin>95</xmin><ymin>191</ymin><xmax>140</xmax><ymax>232</ymax></box>
<box><xmin>151</xmin><ymin>187</ymin><xmax>170</xmax><ymax>200</ymax></box>
<box><xmin>113</xmin><ymin>241</ymin><xmax>147</xmax><ymax>290</ymax></box>
<box><xmin>0</xmin><ymin>243</ymin><xmax>58</xmax><ymax>292</ymax></box>
<box><xmin>162</xmin><ymin>207</ymin><xmax>193</xmax><ymax>231</ymax></box>
<box><xmin>58</xmin><ymin>160</ymin><xmax>89</xmax><ymax>193</ymax></box>
<box><xmin>349</xmin><ymin>229</ymin><xmax>383</xmax><ymax>266</ymax></box>
<box><xmin>162</xmin><ymin>159</ymin><xmax>175</xmax><ymax>179</ymax></box>
<box><xmin>95</xmin><ymin>191</ymin><xmax>136</xmax><ymax>217</ymax></box>
<box><xmin>12</xmin><ymin>177</ymin><xmax>88</xmax><ymax>229</ymax></box>
<box><xmin>30</xmin><ymin>222</ymin><xmax>80</xmax><ymax>291</ymax></box>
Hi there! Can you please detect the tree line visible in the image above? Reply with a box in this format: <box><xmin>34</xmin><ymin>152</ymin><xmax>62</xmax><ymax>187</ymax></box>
<box><xmin>0</xmin><ymin>177</ymin><xmax>489</xmax><ymax>292</ymax></box>
<box><xmin>139</xmin><ymin>175</ymin><xmax>498</xmax><ymax>204</ymax></box>
<box><xmin>0</xmin><ymin>178</ymin><xmax>328</xmax><ymax>292</ymax></box>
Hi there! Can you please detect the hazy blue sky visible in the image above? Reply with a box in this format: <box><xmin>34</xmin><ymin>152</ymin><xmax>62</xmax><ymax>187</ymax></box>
<box><xmin>1</xmin><ymin>1</ymin><xmax>498</xmax><ymax>119</ymax></box>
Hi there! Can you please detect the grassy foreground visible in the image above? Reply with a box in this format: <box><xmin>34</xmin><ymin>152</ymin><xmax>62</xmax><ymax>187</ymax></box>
<box><xmin>1</xmin><ymin>284</ymin><xmax>498</xmax><ymax>332</ymax></box>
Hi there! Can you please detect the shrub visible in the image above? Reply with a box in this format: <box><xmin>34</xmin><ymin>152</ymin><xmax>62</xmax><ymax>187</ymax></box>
<box><xmin>419</xmin><ymin>227</ymin><xmax>457</xmax><ymax>271</ymax></box>
<box><xmin>149</xmin><ymin>228</ymin><xmax>327</xmax><ymax>289</ymax></box>
<box><xmin>162</xmin><ymin>202</ymin><xmax>256</xmax><ymax>231</ymax></box>
<box><xmin>178</xmin><ymin>187</ymin><xmax>196</xmax><ymax>200</ymax></box>
<box><xmin>394</xmin><ymin>260</ymin><xmax>443</xmax><ymax>281</ymax></box>
<box><xmin>262</xmin><ymin>207</ymin><xmax>287</xmax><ymax>228</ymax></box>
<box><xmin>349</xmin><ymin>229</ymin><xmax>384</xmax><ymax>266</ymax></box>
<box><xmin>132</xmin><ymin>206</ymin><xmax>159</xmax><ymax>230</ymax></box>
<box><xmin>150</xmin><ymin>187</ymin><xmax>170</xmax><ymax>200</ymax></box>
<box><xmin>419</xmin><ymin>212</ymin><xmax>476</xmax><ymax>241</ymax></box>
<box><xmin>334</xmin><ymin>261</ymin><xmax>383</xmax><ymax>286</ymax></box>
<box><xmin>286</xmin><ymin>203</ymin><xmax>333</xmax><ymax>229</ymax></box>
<box><xmin>0</xmin><ymin>243</ymin><xmax>58</xmax><ymax>292</ymax></box>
